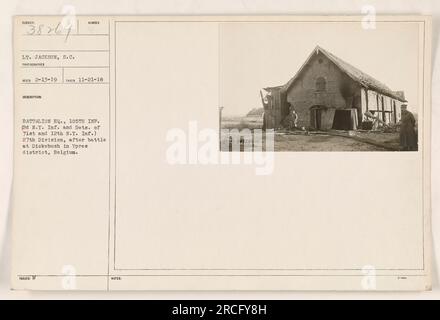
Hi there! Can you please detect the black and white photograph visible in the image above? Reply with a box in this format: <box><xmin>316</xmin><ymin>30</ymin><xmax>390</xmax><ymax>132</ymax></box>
<box><xmin>219</xmin><ymin>22</ymin><xmax>421</xmax><ymax>152</ymax></box>
<box><xmin>1</xmin><ymin>2</ymin><xmax>436</xmax><ymax>302</ymax></box>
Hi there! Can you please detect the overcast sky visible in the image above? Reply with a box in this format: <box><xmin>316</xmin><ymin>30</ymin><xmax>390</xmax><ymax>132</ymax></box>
<box><xmin>220</xmin><ymin>21</ymin><xmax>420</xmax><ymax>116</ymax></box>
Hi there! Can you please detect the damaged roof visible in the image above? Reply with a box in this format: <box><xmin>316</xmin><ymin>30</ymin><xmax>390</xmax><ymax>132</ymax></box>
<box><xmin>282</xmin><ymin>46</ymin><xmax>407</xmax><ymax>102</ymax></box>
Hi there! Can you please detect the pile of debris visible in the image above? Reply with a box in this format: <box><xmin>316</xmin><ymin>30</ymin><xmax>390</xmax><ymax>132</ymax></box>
<box><xmin>362</xmin><ymin>111</ymin><xmax>399</xmax><ymax>133</ymax></box>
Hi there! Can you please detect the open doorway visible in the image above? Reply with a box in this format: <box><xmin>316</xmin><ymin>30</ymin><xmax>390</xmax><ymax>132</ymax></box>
<box><xmin>310</xmin><ymin>108</ymin><xmax>322</xmax><ymax>130</ymax></box>
<box><xmin>310</xmin><ymin>105</ymin><xmax>327</xmax><ymax>130</ymax></box>
<box><xmin>332</xmin><ymin>109</ymin><xmax>358</xmax><ymax>130</ymax></box>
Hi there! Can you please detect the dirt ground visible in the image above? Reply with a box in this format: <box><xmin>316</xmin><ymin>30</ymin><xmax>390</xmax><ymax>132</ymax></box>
<box><xmin>221</xmin><ymin>132</ymin><xmax>395</xmax><ymax>152</ymax></box>
<box><xmin>272</xmin><ymin>133</ymin><xmax>390</xmax><ymax>151</ymax></box>
<box><xmin>353</xmin><ymin>131</ymin><xmax>402</xmax><ymax>150</ymax></box>
<box><xmin>221</xmin><ymin>116</ymin><xmax>402</xmax><ymax>151</ymax></box>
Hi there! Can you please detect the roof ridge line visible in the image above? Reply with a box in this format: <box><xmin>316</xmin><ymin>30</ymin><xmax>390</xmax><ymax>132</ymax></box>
<box><xmin>282</xmin><ymin>46</ymin><xmax>406</xmax><ymax>102</ymax></box>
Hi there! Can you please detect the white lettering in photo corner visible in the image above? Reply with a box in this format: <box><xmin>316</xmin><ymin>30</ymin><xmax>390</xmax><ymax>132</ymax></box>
<box><xmin>61</xmin><ymin>264</ymin><xmax>77</xmax><ymax>290</ymax></box>
<box><xmin>361</xmin><ymin>4</ymin><xmax>376</xmax><ymax>30</ymax></box>
<box><xmin>61</xmin><ymin>5</ymin><xmax>77</xmax><ymax>31</ymax></box>
<box><xmin>361</xmin><ymin>265</ymin><xmax>377</xmax><ymax>290</ymax></box>
<box><xmin>165</xmin><ymin>121</ymin><xmax>274</xmax><ymax>175</ymax></box>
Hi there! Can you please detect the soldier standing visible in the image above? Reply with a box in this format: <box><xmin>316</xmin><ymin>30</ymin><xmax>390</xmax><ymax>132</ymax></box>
<box><xmin>399</xmin><ymin>104</ymin><xmax>417</xmax><ymax>151</ymax></box>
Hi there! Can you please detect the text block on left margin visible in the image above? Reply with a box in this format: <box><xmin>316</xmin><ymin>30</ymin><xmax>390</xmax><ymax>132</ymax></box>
<box><xmin>12</xmin><ymin>16</ymin><xmax>111</xmax><ymax>290</ymax></box>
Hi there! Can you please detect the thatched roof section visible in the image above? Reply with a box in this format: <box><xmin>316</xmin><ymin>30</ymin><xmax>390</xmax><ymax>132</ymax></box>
<box><xmin>283</xmin><ymin>46</ymin><xmax>407</xmax><ymax>102</ymax></box>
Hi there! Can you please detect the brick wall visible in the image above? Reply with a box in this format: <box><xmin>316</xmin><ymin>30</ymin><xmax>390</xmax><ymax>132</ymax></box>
<box><xmin>285</xmin><ymin>53</ymin><xmax>360</xmax><ymax>129</ymax></box>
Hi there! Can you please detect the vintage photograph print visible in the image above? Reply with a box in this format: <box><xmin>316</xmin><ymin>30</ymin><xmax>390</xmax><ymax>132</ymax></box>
<box><xmin>219</xmin><ymin>21</ymin><xmax>421</xmax><ymax>152</ymax></box>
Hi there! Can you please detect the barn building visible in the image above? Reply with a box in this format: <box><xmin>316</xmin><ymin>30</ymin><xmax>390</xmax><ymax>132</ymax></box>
<box><xmin>261</xmin><ymin>46</ymin><xmax>407</xmax><ymax>130</ymax></box>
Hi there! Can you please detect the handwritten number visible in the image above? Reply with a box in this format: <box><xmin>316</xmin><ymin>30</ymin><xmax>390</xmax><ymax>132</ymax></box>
<box><xmin>26</xmin><ymin>22</ymin><xmax>71</xmax><ymax>42</ymax></box>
